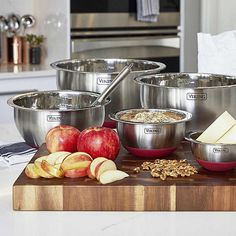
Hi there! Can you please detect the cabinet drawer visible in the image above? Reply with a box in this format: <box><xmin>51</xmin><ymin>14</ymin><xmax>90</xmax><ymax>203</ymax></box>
<box><xmin>0</xmin><ymin>75</ymin><xmax>56</xmax><ymax>93</ymax></box>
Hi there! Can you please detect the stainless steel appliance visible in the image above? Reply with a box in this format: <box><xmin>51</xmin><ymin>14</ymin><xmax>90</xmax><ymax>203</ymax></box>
<box><xmin>70</xmin><ymin>0</ymin><xmax>180</xmax><ymax>72</ymax></box>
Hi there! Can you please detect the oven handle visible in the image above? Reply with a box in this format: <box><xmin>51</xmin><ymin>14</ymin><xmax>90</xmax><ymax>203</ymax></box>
<box><xmin>72</xmin><ymin>36</ymin><xmax>180</xmax><ymax>53</ymax></box>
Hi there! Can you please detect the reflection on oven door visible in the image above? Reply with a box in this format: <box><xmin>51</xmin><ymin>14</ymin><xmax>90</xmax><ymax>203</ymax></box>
<box><xmin>71</xmin><ymin>37</ymin><xmax>180</xmax><ymax>72</ymax></box>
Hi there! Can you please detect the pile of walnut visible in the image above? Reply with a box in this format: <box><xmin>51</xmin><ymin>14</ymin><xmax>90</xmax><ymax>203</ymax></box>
<box><xmin>134</xmin><ymin>159</ymin><xmax>198</xmax><ymax>180</ymax></box>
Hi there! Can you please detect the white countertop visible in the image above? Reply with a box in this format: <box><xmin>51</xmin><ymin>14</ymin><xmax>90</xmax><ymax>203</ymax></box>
<box><xmin>0</xmin><ymin>64</ymin><xmax>55</xmax><ymax>79</ymax></box>
<box><xmin>1</xmin><ymin>123</ymin><xmax>236</xmax><ymax>236</ymax></box>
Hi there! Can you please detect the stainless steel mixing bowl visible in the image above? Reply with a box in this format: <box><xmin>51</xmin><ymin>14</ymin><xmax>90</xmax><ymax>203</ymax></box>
<box><xmin>51</xmin><ymin>58</ymin><xmax>166</xmax><ymax>127</ymax></box>
<box><xmin>8</xmin><ymin>90</ymin><xmax>110</xmax><ymax>147</ymax></box>
<box><xmin>134</xmin><ymin>73</ymin><xmax>236</xmax><ymax>131</ymax></box>
<box><xmin>186</xmin><ymin>131</ymin><xmax>236</xmax><ymax>171</ymax></box>
<box><xmin>109</xmin><ymin>108</ymin><xmax>192</xmax><ymax>158</ymax></box>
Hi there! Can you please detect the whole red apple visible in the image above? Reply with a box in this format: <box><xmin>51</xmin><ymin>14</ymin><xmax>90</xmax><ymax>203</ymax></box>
<box><xmin>46</xmin><ymin>125</ymin><xmax>80</xmax><ymax>153</ymax></box>
<box><xmin>77</xmin><ymin>127</ymin><xmax>120</xmax><ymax>160</ymax></box>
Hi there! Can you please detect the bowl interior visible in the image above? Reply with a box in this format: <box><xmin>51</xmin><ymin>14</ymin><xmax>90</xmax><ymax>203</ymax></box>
<box><xmin>138</xmin><ymin>73</ymin><xmax>236</xmax><ymax>88</ymax></box>
<box><xmin>188</xmin><ymin>131</ymin><xmax>202</xmax><ymax>140</ymax></box>
<box><xmin>12</xmin><ymin>91</ymin><xmax>105</xmax><ymax>110</ymax></box>
<box><xmin>54</xmin><ymin>59</ymin><xmax>162</xmax><ymax>74</ymax></box>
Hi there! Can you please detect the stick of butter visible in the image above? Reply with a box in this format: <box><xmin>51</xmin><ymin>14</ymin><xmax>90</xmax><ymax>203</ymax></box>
<box><xmin>216</xmin><ymin>124</ymin><xmax>236</xmax><ymax>144</ymax></box>
<box><xmin>196</xmin><ymin>111</ymin><xmax>236</xmax><ymax>143</ymax></box>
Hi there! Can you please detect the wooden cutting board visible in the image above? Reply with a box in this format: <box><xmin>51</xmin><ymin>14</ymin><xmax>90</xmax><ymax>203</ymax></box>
<box><xmin>13</xmin><ymin>142</ymin><xmax>236</xmax><ymax>211</ymax></box>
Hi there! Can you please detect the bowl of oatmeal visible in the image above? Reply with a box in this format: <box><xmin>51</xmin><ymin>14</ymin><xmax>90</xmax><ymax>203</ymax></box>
<box><xmin>109</xmin><ymin>108</ymin><xmax>192</xmax><ymax>158</ymax></box>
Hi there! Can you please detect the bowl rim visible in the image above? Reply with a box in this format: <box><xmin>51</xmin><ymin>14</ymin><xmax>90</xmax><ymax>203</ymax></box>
<box><xmin>7</xmin><ymin>90</ymin><xmax>111</xmax><ymax>111</ymax></box>
<box><xmin>134</xmin><ymin>72</ymin><xmax>236</xmax><ymax>90</ymax></box>
<box><xmin>185</xmin><ymin>130</ymin><xmax>236</xmax><ymax>146</ymax></box>
<box><xmin>50</xmin><ymin>58</ymin><xmax>166</xmax><ymax>75</ymax></box>
<box><xmin>109</xmin><ymin>108</ymin><xmax>192</xmax><ymax>125</ymax></box>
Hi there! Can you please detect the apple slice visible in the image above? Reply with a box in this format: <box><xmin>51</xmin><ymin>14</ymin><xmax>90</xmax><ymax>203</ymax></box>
<box><xmin>41</xmin><ymin>160</ymin><xmax>64</xmax><ymax>178</ymax></box>
<box><xmin>53</xmin><ymin>152</ymin><xmax>71</xmax><ymax>171</ymax></box>
<box><xmin>25</xmin><ymin>163</ymin><xmax>40</xmax><ymax>179</ymax></box>
<box><xmin>47</xmin><ymin>151</ymin><xmax>71</xmax><ymax>165</ymax></box>
<box><xmin>61</xmin><ymin>152</ymin><xmax>92</xmax><ymax>171</ymax></box>
<box><xmin>54</xmin><ymin>152</ymin><xmax>71</xmax><ymax>165</ymax></box>
<box><xmin>95</xmin><ymin>160</ymin><xmax>117</xmax><ymax>181</ymax></box>
<box><xmin>99</xmin><ymin>170</ymin><xmax>129</xmax><ymax>184</ymax></box>
<box><xmin>34</xmin><ymin>155</ymin><xmax>48</xmax><ymax>163</ymax></box>
<box><xmin>88</xmin><ymin>157</ymin><xmax>108</xmax><ymax>179</ymax></box>
<box><xmin>87</xmin><ymin>166</ymin><xmax>95</xmax><ymax>179</ymax></box>
<box><xmin>64</xmin><ymin>168</ymin><xmax>88</xmax><ymax>178</ymax></box>
<box><xmin>34</xmin><ymin>156</ymin><xmax>53</xmax><ymax>178</ymax></box>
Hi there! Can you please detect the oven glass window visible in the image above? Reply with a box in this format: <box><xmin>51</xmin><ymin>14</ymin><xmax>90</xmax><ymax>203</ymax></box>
<box><xmin>71</xmin><ymin>0</ymin><xmax>180</xmax><ymax>13</ymax></box>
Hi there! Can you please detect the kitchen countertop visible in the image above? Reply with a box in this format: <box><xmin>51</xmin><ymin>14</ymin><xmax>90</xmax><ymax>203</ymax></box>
<box><xmin>1</xmin><ymin>124</ymin><xmax>236</xmax><ymax>236</ymax></box>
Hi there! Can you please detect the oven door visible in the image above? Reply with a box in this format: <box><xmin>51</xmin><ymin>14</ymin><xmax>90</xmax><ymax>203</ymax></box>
<box><xmin>71</xmin><ymin>35</ymin><xmax>180</xmax><ymax>72</ymax></box>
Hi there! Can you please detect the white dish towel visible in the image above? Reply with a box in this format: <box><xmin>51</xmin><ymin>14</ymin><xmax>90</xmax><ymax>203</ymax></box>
<box><xmin>137</xmin><ymin>0</ymin><xmax>160</xmax><ymax>22</ymax></box>
<box><xmin>198</xmin><ymin>30</ymin><xmax>236</xmax><ymax>75</ymax></box>
<box><xmin>0</xmin><ymin>142</ymin><xmax>37</xmax><ymax>166</ymax></box>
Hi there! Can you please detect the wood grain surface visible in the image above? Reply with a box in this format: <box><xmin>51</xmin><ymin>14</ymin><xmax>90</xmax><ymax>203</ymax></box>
<box><xmin>13</xmin><ymin>142</ymin><xmax>236</xmax><ymax>211</ymax></box>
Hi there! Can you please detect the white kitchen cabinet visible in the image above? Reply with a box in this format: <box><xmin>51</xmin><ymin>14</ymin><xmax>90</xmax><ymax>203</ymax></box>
<box><xmin>0</xmin><ymin>71</ymin><xmax>57</xmax><ymax>124</ymax></box>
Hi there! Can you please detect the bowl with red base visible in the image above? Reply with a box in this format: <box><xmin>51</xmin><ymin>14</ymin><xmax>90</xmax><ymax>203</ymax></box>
<box><xmin>109</xmin><ymin>108</ymin><xmax>192</xmax><ymax>158</ymax></box>
<box><xmin>185</xmin><ymin>131</ymin><xmax>236</xmax><ymax>171</ymax></box>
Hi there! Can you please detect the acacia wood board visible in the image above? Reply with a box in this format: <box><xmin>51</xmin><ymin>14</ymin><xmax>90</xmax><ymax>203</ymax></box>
<box><xmin>13</xmin><ymin>142</ymin><xmax>236</xmax><ymax>211</ymax></box>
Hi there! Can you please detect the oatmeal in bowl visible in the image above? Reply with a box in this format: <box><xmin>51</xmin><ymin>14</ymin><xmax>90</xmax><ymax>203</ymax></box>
<box><xmin>119</xmin><ymin>110</ymin><xmax>185</xmax><ymax>123</ymax></box>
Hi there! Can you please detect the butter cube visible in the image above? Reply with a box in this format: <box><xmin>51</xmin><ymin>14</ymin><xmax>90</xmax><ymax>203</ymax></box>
<box><xmin>197</xmin><ymin>111</ymin><xmax>236</xmax><ymax>143</ymax></box>
<box><xmin>216</xmin><ymin>124</ymin><xmax>236</xmax><ymax>144</ymax></box>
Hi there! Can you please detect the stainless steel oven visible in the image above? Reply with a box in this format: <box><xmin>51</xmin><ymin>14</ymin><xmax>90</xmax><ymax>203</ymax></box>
<box><xmin>70</xmin><ymin>0</ymin><xmax>180</xmax><ymax>72</ymax></box>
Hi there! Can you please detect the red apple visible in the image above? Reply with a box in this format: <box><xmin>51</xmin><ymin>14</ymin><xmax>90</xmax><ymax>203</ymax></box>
<box><xmin>77</xmin><ymin>127</ymin><xmax>120</xmax><ymax>160</ymax></box>
<box><xmin>46</xmin><ymin>125</ymin><xmax>81</xmax><ymax>153</ymax></box>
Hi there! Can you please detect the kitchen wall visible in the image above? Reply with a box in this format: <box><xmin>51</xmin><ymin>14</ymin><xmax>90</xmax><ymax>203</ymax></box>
<box><xmin>181</xmin><ymin>0</ymin><xmax>236</xmax><ymax>72</ymax></box>
<box><xmin>0</xmin><ymin>0</ymin><xmax>70</xmax><ymax>66</ymax></box>
<box><xmin>201</xmin><ymin>0</ymin><xmax>236</xmax><ymax>34</ymax></box>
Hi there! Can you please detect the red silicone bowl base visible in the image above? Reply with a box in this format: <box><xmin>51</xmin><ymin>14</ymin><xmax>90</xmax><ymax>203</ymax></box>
<box><xmin>103</xmin><ymin>120</ymin><xmax>117</xmax><ymax>129</ymax></box>
<box><xmin>197</xmin><ymin>159</ymin><xmax>236</xmax><ymax>172</ymax></box>
<box><xmin>125</xmin><ymin>146</ymin><xmax>177</xmax><ymax>158</ymax></box>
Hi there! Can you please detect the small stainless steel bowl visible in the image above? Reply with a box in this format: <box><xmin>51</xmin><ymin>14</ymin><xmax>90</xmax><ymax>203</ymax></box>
<box><xmin>8</xmin><ymin>90</ymin><xmax>110</xmax><ymax>147</ymax></box>
<box><xmin>109</xmin><ymin>108</ymin><xmax>192</xmax><ymax>158</ymax></box>
<box><xmin>186</xmin><ymin>131</ymin><xmax>236</xmax><ymax>171</ymax></box>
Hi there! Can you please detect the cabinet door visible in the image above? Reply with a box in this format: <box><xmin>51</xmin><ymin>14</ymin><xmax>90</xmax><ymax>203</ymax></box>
<box><xmin>2</xmin><ymin>91</ymin><xmax>38</xmax><ymax>124</ymax></box>
<box><xmin>0</xmin><ymin>75</ymin><xmax>57</xmax><ymax>124</ymax></box>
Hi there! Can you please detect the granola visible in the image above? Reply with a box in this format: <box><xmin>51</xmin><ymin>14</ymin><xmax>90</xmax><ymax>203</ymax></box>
<box><xmin>120</xmin><ymin>111</ymin><xmax>184</xmax><ymax>123</ymax></box>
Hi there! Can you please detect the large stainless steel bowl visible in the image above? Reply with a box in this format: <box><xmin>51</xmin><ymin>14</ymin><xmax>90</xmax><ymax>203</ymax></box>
<box><xmin>134</xmin><ymin>73</ymin><xmax>236</xmax><ymax>131</ymax></box>
<box><xmin>186</xmin><ymin>131</ymin><xmax>236</xmax><ymax>171</ymax></box>
<box><xmin>7</xmin><ymin>90</ymin><xmax>110</xmax><ymax>147</ymax></box>
<box><xmin>109</xmin><ymin>108</ymin><xmax>192</xmax><ymax>158</ymax></box>
<box><xmin>51</xmin><ymin>58</ymin><xmax>166</xmax><ymax>127</ymax></box>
